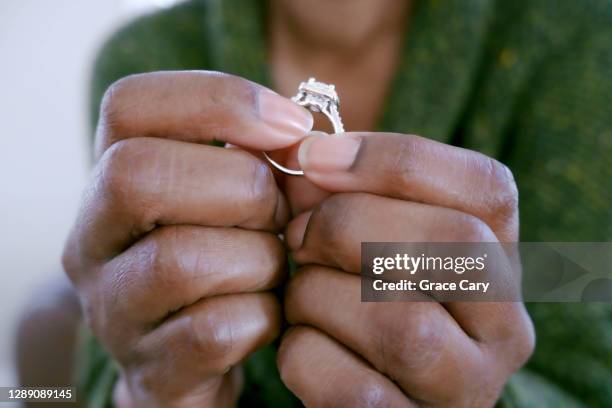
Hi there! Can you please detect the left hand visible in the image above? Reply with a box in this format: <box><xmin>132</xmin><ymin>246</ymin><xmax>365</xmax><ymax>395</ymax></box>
<box><xmin>276</xmin><ymin>132</ymin><xmax>535</xmax><ymax>407</ymax></box>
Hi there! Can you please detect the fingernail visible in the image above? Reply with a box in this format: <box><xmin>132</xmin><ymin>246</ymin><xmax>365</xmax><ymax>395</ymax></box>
<box><xmin>286</xmin><ymin>210</ymin><xmax>312</xmax><ymax>250</ymax></box>
<box><xmin>298</xmin><ymin>134</ymin><xmax>361</xmax><ymax>173</ymax></box>
<box><xmin>258</xmin><ymin>90</ymin><xmax>313</xmax><ymax>139</ymax></box>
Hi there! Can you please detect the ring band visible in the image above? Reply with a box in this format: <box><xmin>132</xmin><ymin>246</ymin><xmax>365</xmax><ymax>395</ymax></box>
<box><xmin>264</xmin><ymin>78</ymin><xmax>344</xmax><ymax>176</ymax></box>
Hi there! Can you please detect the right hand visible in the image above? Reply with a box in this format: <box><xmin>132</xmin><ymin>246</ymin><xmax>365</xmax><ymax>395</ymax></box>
<box><xmin>62</xmin><ymin>71</ymin><xmax>313</xmax><ymax>407</ymax></box>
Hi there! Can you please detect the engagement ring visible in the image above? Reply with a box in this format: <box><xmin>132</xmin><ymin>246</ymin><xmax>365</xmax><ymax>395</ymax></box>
<box><xmin>264</xmin><ymin>78</ymin><xmax>345</xmax><ymax>176</ymax></box>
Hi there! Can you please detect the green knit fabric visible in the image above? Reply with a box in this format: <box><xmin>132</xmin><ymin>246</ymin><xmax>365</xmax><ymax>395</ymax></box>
<box><xmin>81</xmin><ymin>0</ymin><xmax>612</xmax><ymax>406</ymax></box>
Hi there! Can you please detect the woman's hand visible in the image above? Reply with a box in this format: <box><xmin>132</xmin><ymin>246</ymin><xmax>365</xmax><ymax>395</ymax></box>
<box><xmin>62</xmin><ymin>71</ymin><xmax>312</xmax><ymax>407</ymax></box>
<box><xmin>278</xmin><ymin>133</ymin><xmax>535</xmax><ymax>407</ymax></box>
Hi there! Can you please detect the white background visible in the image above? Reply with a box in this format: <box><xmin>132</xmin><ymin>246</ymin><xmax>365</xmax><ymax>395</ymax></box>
<box><xmin>0</xmin><ymin>0</ymin><xmax>180</xmax><ymax>391</ymax></box>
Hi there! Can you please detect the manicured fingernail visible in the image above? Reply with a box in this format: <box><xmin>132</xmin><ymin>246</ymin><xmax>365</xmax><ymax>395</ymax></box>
<box><xmin>287</xmin><ymin>210</ymin><xmax>312</xmax><ymax>250</ymax></box>
<box><xmin>258</xmin><ymin>90</ymin><xmax>313</xmax><ymax>139</ymax></box>
<box><xmin>298</xmin><ymin>134</ymin><xmax>361</xmax><ymax>173</ymax></box>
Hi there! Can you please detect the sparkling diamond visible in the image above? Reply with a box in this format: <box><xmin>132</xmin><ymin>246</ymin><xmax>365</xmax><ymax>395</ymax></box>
<box><xmin>298</xmin><ymin>77</ymin><xmax>339</xmax><ymax>104</ymax></box>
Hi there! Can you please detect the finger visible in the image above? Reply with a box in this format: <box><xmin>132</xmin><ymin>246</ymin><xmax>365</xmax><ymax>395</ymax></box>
<box><xmin>259</xmin><ymin>131</ymin><xmax>332</xmax><ymax>215</ymax></box>
<box><xmin>277</xmin><ymin>326</ymin><xmax>413</xmax><ymax>408</ymax></box>
<box><xmin>287</xmin><ymin>193</ymin><xmax>498</xmax><ymax>273</ymax></box>
<box><xmin>226</xmin><ymin>140</ymin><xmax>331</xmax><ymax>216</ymax></box>
<box><xmin>297</xmin><ymin>133</ymin><xmax>518</xmax><ymax>241</ymax></box>
<box><xmin>284</xmin><ymin>267</ymin><xmax>501</xmax><ymax>404</ymax></box>
<box><xmin>117</xmin><ymin>369</ymin><xmax>242</xmax><ymax>408</ymax></box>
<box><xmin>283</xmin><ymin>136</ymin><xmax>332</xmax><ymax>215</ymax></box>
<box><xmin>102</xmin><ymin>226</ymin><xmax>285</xmax><ymax>327</ymax></box>
<box><xmin>94</xmin><ymin>71</ymin><xmax>313</xmax><ymax>159</ymax></box>
<box><xmin>286</xmin><ymin>193</ymin><xmax>533</xmax><ymax>345</ymax></box>
<box><xmin>126</xmin><ymin>293</ymin><xmax>279</xmax><ymax>404</ymax></box>
<box><xmin>64</xmin><ymin>138</ymin><xmax>288</xmax><ymax>265</ymax></box>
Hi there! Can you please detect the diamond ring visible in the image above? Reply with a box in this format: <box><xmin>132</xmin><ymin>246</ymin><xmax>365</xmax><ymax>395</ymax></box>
<box><xmin>264</xmin><ymin>78</ymin><xmax>345</xmax><ymax>176</ymax></box>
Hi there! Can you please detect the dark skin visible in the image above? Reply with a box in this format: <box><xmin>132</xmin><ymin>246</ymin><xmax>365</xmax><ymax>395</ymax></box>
<box><xmin>269</xmin><ymin>0</ymin><xmax>408</xmax><ymax>131</ymax></box>
<box><xmin>59</xmin><ymin>1</ymin><xmax>534</xmax><ymax>406</ymax></box>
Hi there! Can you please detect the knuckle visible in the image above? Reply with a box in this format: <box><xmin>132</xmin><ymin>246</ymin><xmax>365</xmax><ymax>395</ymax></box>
<box><xmin>507</xmin><ymin>317</ymin><xmax>536</xmax><ymax>371</ymax></box>
<box><xmin>320</xmin><ymin>377</ymin><xmax>390</xmax><ymax>408</ymax></box>
<box><xmin>96</xmin><ymin>138</ymin><xmax>159</xmax><ymax>229</ymax></box>
<box><xmin>453</xmin><ymin>213</ymin><xmax>496</xmax><ymax>242</ymax></box>
<box><xmin>515</xmin><ymin>331</ymin><xmax>536</xmax><ymax>368</ymax></box>
<box><xmin>98</xmin><ymin>74</ymin><xmax>144</xmax><ymax>138</ymax></box>
<box><xmin>244</xmin><ymin>157</ymin><xmax>276</xmax><ymax>206</ymax></box>
<box><xmin>78</xmin><ymin>284</ymin><xmax>110</xmax><ymax>340</ymax></box>
<box><xmin>97</xmin><ymin>138</ymin><xmax>139</xmax><ymax>201</ymax></box>
<box><xmin>486</xmin><ymin>307</ymin><xmax>535</xmax><ymax>375</ymax></box>
<box><xmin>485</xmin><ymin>158</ymin><xmax>519</xmax><ymax>219</ymax></box>
<box><xmin>345</xmin><ymin>377</ymin><xmax>389</xmax><ymax>408</ymax></box>
<box><xmin>84</xmin><ymin>285</ymin><xmax>138</xmax><ymax>362</ymax></box>
<box><xmin>310</xmin><ymin>193</ymin><xmax>362</xmax><ymax>249</ymax></box>
<box><xmin>112</xmin><ymin>228</ymin><xmax>183</xmax><ymax>318</ymax></box>
<box><xmin>62</xmin><ymin>258</ymin><xmax>137</xmax><ymax>362</ymax></box>
<box><xmin>81</xmin><ymin>291</ymin><xmax>115</xmax><ymax>349</ymax></box>
<box><xmin>239</xmin><ymin>153</ymin><xmax>278</xmax><ymax>224</ymax></box>
<box><xmin>189</xmin><ymin>307</ymin><xmax>236</xmax><ymax>369</ymax></box>
<box><xmin>139</xmin><ymin>227</ymin><xmax>183</xmax><ymax>292</ymax></box>
<box><xmin>126</xmin><ymin>365</ymin><xmax>161</xmax><ymax>398</ymax></box>
<box><xmin>61</xmin><ymin>239</ymin><xmax>82</xmax><ymax>284</ymax></box>
<box><xmin>380</xmin><ymin>307</ymin><xmax>444</xmax><ymax>370</ymax></box>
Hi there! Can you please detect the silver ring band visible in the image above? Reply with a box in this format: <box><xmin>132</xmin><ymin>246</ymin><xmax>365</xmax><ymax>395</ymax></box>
<box><xmin>264</xmin><ymin>78</ymin><xmax>344</xmax><ymax>176</ymax></box>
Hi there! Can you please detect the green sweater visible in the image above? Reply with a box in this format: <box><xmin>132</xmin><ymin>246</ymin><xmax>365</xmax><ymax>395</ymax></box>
<box><xmin>80</xmin><ymin>0</ymin><xmax>612</xmax><ymax>406</ymax></box>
